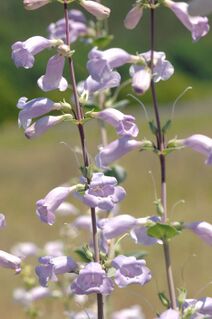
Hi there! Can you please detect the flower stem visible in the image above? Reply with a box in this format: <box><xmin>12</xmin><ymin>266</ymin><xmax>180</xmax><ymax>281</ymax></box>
<box><xmin>149</xmin><ymin>5</ymin><xmax>177</xmax><ymax>309</ymax></box>
<box><xmin>63</xmin><ymin>2</ymin><xmax>104</xmax><ymax>317</ymax></box>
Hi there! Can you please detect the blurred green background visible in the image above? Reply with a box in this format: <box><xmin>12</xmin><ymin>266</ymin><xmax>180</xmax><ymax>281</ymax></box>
<box><xmin>0</xmin><ymin>1</ymin><xmax>212</xmax><ymax>318</ymax></box>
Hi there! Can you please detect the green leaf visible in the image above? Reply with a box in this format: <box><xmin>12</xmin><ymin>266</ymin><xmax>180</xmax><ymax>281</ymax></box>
<box><xmin>92</xmin><ymin>35</ymin><xmax>114</xmax><ymax>48</ymax></box>
<box><xmin>84</xmin><ymin>104</ymin><xmax>101</xmax><ymax>112</ymax></box>
<box><xmin>147</xmin><ymin>223</ymin><xmax>179</xmax><ymax>240</ymax></box>
<box><xmin>74</xmin><ymin>246</ymin><xmax>93</xmax><ymax>263</ymax></box>
<box><xmin>149</xmin><ymin>121</ymin><xmax>158</xmax><ymax>135</ymax></box>
<box><xmin>177</xmin><ymin>288</ymin><xmax>187</xmax><ymax>308</ymax></box>
<box><xmin>158</xmin><ymin>292</ymin><xmax>170</xmax><ymax>308</ymax></box>
<box><xmin>125</xmin><ymin>250</ymin><xmax>148</xmax><ymax>259</ymax></box>
<box><xmin>162</xmin><ymin>119</ymin><xmax>172</xmax><ymax>133</ymax></box>
<box><xmin>113</xmin><ymin>99</ymin><xmax>130</xmax><ymax>109</ymax></box>
<box><xmin>104</xmin><ymin>165</ymin><xmax>127</xmax><ymax>184</ymax></box>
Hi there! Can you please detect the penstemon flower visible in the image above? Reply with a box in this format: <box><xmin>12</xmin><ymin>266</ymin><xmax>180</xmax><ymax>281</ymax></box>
<box><xmin>112</xmin><ymin>305</ymin><xmax>144</xmax><ymax>319</ymax></box>
<box><xmin>0</xmin><ymin>213</ymin><xmax>6</xmax><ymax>228</ymax></box>
<box><xmin>75</xmin><ymin>173</ymin><xmax>126</xmax><ymax>211</ymax></box>
<box><xmin>124</xmin><ymin>4</ymin><xmax>144</xmax><ymax>30</ymax></box>
<box><xmin>13</xmin><ymin>287</ymin><xmax>51</xmax><ymax>307</ymax></box>
<box><xmin>23</xmin><ymin>0</ymin><xmax>51</xmax><ymax>10</ymax></box>
<box><xmin>95</xmin><ymin>136</ymin><xmax>143</xmax><ymax>169</ymax></box>
<box><xmin>36</xmin><ymin>255</ymin><xmax>77</xmax><ymax>287</ymax></box>
<box><xmin>84</xmin><ymin>72</ymin><xmax>121</xmax><ymax>94</ymax></box>
<box><xmin>79</xmin><ymin>0</ymin><xmax>111</xmax><ymax>20</ymax></box>
<box><xmin>36</xmin><ymin>185</ymin><xmax>79</xmax><ymax>225</ymax></box>
<box><xmin>98</xmin><ymin>215</ymin><xmax>137</xmax><ymax>239</ymax></box>
<box><xmin>37</xmin><ymin>54</ymin><xmax>68</xmax><ymax>92</ymax></box>
<box><xmin>112</xmin><ymin>255</ymin><xmax>151</xmax><ymax>288</ymax></box>
<box><xmin>71</xmin><ymin>262</ymin><xmax>114</xmax><ymax>295</ymax></box>
<box><xmin>185</xmin><ymin>221</ymin><xmax>212</xmax><ymax>245</ymax></box>
<box><xmin>11</xmin><ymin>36</ymin><xmax>62</xmax><ymax>69</ymax></box>
<box><xmin>130</xmin><ymin>216</ymin><xmax>161</xmax><ymax>246</ymax></box>
<box><xmin>163</xmin><ymin>0</ymin><xmax>210</xmax><ymax>41</ymax></box>
<box><xmin>181</xmin><ymin>134</ymin><xmax>212</xmax><ymax>165</ymax></box>
<box><xmin>24</xmin><ymin>114</ymin><xmax>72</xmax><ymax>139</ymax></box>
<box><xmin>92</xmin><ymin>108</ymin><xmax>139</xmax><ymax>137</ymax></box>
<box><xmin>11</xmin><ymin>242</ymin><xmax>38</xmax><ymax>259</ymax></box>
<box><xmin>17</xmin><ymin>97</ymin><xmax>64</xmax><ymax>129</ymax></box>
<box><xmin>158</xmin><ymin>309</ymin><xmax>180</xmax><ymax>319</ymax></box>
<box><xmin>0</xmin><ymin>250</ymin><xmax>22</xmax><ymax>273</ymax></box>
<box><xmin>44</xmin><ymin>241</ymin><xmax>64</xmax><ymax>257</ymax></box>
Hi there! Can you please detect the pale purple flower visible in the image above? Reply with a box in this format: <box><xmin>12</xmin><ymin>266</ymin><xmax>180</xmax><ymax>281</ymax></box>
<box><xmin>130</xmin><ymin>216</ymin><xmax>161</xmax><ymax>246</ymax></box>
<box><xmin>79</xmin><ymin>0</ymin><xmax>111</xmax><ymax>20</ymax></box>
<box><xmin>13</xmin><ymin>286</ymin><xmax>50</xmax><ymax>307</ymax></box>
<box><xmin>38</xmin><ymin>54</ymin><xmax>68</xmax><ymax>92</ymax></box>
<box><xmin>84</xmin><ymin>72</ymin><xmax>121</xmax><ymax>94</ymax></box>
<box><xmin>164</xmin><ymin>0</ymin><xmax>209</xmax><ymax>41</ymax></box>
<box><xmin>65</xmin><ymin>310</ymin><xmax>96</xmax><ymax>319</ymax></box>
<box><xmin>124</xmin><ymin>5</ymin><xmax>143</xmax><ymax>30</ymax></box>
<box><xmin>184</xmin><ymin>297</ymin><xmax>212</xmax><ymax>316</ymax></box>
<box><xmin>75</xmin><ymin>173</ymin><xmax>126</xmax><ymax>211</ymax></box>
<box><xmin>17</xmin><ymin>97</ymin><xmax>62</xmax><ymax>129</ymax></box>
<box><xmin>112</xmin><ymin>305</ymin><xmax>145</xmax><ymax>319</ymax></box>
<box><xmin>0</xmin><ymin>250</ymin><xmax>21</xmax><ymax>273</ymax></box>
<box><xmin>98</xmin><ymin>215</ymin><xmax>137</xmax><ymax>239</ymax></box>
<box><xmin>23</xmin><ymin>0</ymin><xmax>50</xmax><ymax>10</ymax></box>
<box><xmin>24</xmin><ymin>115</ymin><xmax>69</xmax><ymax>139</ymax></box>
<box><xmin>87</xmin><ymin>47</ymin><xmax>131</xmax><ymax>82</ymax></box>
<box><xmin>36</xmin><ymin>185</ymin><xmax>76</xmax><ymax>225</ymax></box>
<box><xmin>71</xmin><ymin>262</ymin><xmax>114</xmax><ymax>295</ymax></box>
<box><xmin>0</xmin><ymin>213</ymin><xmax>6</xmax><ymax>228</ymax></box>
<box><xmin>73</xmin><ymin>216</ymin><xmax>92</xmax><ymax>231</ymax></box>
<box><xmin>130</xmin><ymin>51</ymin><xmax>174</xmax><ymax>94</ymax></box>
<box><xmin>36</xmin><ymin>255</ymin><xmax>77</xmax><ymax>287</ymax></box>
<box><xmin>95</xmin><ymin>136</ymin><xmax>143</xmax><ymax>169</ymax></box>
<box><xmin>56</xmin><ymin>202</ymin><xmax>79</xmax><ymax>216</ymax></box>
<box><xmin>112</xmin><ymin>255</ymin><xmax>151</xmax><ymax>288</ymax></box>
<box><xmin>11</xmin><ymin>242</ymin><xmax>38</xmax><ymax>258</ymax></box>
<box><xmin>92</xmin><ymin>108</ymin><xmax>139</xmax><ymax>137</ymax></box>
<box><xmin>48</xmin><ymin>10</ymin><xmax>87</xmax><ymax>43</ymax></box>
<box><xmin>189</xmin><ymin>0</ymin><xmax>212</xmax><ymax>16</ymax></box>
<box><xmin>181</xmin><ymin>134</ymin><xmax>212</xmax><ymax>165</ymax></box>
<box><xmin>12</xmin><ymin>36</ymin><xmax>55</xmax><ymax>69</ymax></box>
<box><xmin>158</xmin><ymin>309</ymin><xmax>180</xmax><ymax>319</ymax></box>
<box><xmin>44</xmin><ymin>241</ymin><xmax>64</xmax><ymax>257</ymax></box>
<box><xmin>185</xmin><ymin>221</ymin><xmax>212</xmax><ymax>245</ymax></box>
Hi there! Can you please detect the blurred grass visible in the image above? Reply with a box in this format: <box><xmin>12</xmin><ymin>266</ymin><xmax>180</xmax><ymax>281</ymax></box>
<box><xmin>0</xmin><ymin>98</ymin><xmax>212</xmax><ymax>318</ymax></box>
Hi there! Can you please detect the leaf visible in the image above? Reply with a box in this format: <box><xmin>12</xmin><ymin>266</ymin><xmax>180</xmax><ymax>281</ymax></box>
<box><xmin>84</xmin><ymin>104</ymin><xmax>101</xmax><ymax>112</ymax></box>
<box><xmin>162</xmin><ymin>119</ymin><xmax>172</xmax><ymax>133</ymax></box>
<box><xmin>147</xmin><ymin>223</ymin><xmax>179</xmax><ymax>240</ymax></box>
<box><xmin>92</xmin><ymin>35</ymin><xmax>114</xmax><ymax>48</ymax></box>
<box><xmin>104</xmin><ymin>165</ymin><xmax>127</xmax><ymax>184</ymax></box>
<box><xmin>74</xmin><ymin>247</ymin><xmax>93</xmax><ymax>263</ymax></box>
<box><xmin>158</xmin><ymin>292</ymin><xmax>170</xmax><ymax>308</ymax></box>
<box><xmin>149</xmin><ymin>121</ymin><xmax>158</xmax><ymax>135</ymax></box>
<box><xmin>113</xmin><ymin>99</ymin><xmax>130</xmax><ymax>109</ymax></box>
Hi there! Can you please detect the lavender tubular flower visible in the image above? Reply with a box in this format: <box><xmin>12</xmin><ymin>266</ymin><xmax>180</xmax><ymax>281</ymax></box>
<box><xmin>0</xmin><ymin>213</ymin><xmax>6</xmax><ymax>228</ymax></box>
<box><xmin>130</xmin><ymin>67</ymin><xmax>151</xmax><ymax>95</ymax></box>
<box><xmin>23</xmin><ymin>0</ymin><xmax>51</xmax><ymax>10</ymax></box>
<box><xmin>112</xmin><ymin>305</ymin><xmax>145</xmax><ymax>319</ymax></box>
<box><xmin>158</xmin><ymin>309</ymin><xmax>180</xmax><ymax>319</ymax></box>
<box><xmin>36</xmin><ymin>256</ymin><xmax>77</xmax><ymax>287</ymax></box>
<box><xmin>98</xmin><ymin>215</ymin><xmax>137</xmax><ymax>239</ymax></box>
<box><xmin>164</xmin><ymin>0</ymin><xmax>209</xmax><ymax>41</ymax></box>
<box><xmin>124</xmin><ymin>5</ymin><xmax>143</xmax><ymax>30</ymax></box>
<box><xmin>44</xmin><ymin>241</ymin><xmax>64</xmax><ymax>257</ymax></box>
<box><xmin>71</xmin><ymin>262</ymin><xmax>114</xmax><ymax>295</ymax></box>
<box><xmin>12</xmin><ymin>36</ymin><xmax>56</xmax><ymax>69</ymax></box>
<box><xmin>11</xmin><ymin>242</ymin><xmax>38</xmax><ymax>258</ymax></box>
<box><xmin>84</xmin><ymin>72</ymin><xmax>121</xmax><ymax>93</ymax></box>
<box><xmin>17</xmin><ymin>97</ymin><xmax>62</xmax><ymax>129</ymax></box>
<box><xmin>38</xmin><ymin>54</ymin><xmax>68</xmax><ymax>92</ymax></box>
<box><xmin>185</xmin><ymin>221</ymin><xmax>212</xmax><ymax>245</ymax></box>
<box><xmin>79</xmin><ymin>0</ymin><xmax>111</xmax><ymax>20</ymax></box>
<box><xmin>75</xmin><ymin>173</ymin><xmax>126</xmax><ymax>211</ymax></box>
<box><xmin>112</xmin><ymin>255</ymin><xmax>151</xmax><ymax>288</ymax></box>
<box><xmin>14</xmin><ymin>287</ymin><xmax>50</xmax><ymax>307</ymax></box>
<box><xmin>0</xmin><ymin>250</ymin><xmax>21</xmax><ymax>273</ymax></box>
<box><xmin>181</xmin><ymin>134</ymin><xmax>212</xmax><ymax>165</ymax></box>
<box><xmin>95</xmin><ymin>136</ymin><xmax>143</xmax><ymax>169</ymax></box>
<box><xmin>36</xmin><ymin>185</ymin><xmax>77</xmax><ymax>225</ymax></box>
<box><xmin>195</xmin><ymin>297</ymin><xmax>212</xmax><ymax>315</ymax></box>
<box><xmin>92</xmin><ymin>108</ymin><xmax>139</xmax><ymax>137</ymax></box>
<box><xmin>24</xmin><ymin>115</ymin><xmax>69</xmax><ymax>139</ymax></box>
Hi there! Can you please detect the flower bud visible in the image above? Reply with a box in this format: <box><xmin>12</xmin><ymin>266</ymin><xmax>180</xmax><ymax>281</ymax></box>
<box><xmin>124</xmin><ymin>5</ymin><xmax>143</xmax><ymax>30</ymax></box>
<box><xmin>80</xmin><ymin>0</ymin><xmax>111</xmax><ymax>20</ymax></box>
<box><xmin>23</xmin><ymin>0</ymin><xmax>51</xmax><ymax>10</ymax></box>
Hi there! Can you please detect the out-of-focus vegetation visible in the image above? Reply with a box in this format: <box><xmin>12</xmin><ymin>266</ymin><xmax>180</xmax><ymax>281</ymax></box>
<box><xmin>0</xmin><ymin>1</ymin><xmax>212</xmax><ymax>123</ymax></box>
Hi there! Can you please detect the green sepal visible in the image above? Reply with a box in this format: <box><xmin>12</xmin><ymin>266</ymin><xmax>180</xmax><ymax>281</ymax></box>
<box><xmin>125</xmin><ymin>250</ymin><xmax>147</xmax><ymax>259</ymax></box>
<box><xmin>92</xmin><ymin>35</ymin><xmax>114</xmax><ymax>48</ymax></box>
<box><xmin>80</xmin><ymin>165</ymin><xmax>94</xmax><ymax>180</ymax></box>
<box><xmin>149</xmin><ymin>120</ymin><xmax>158</xmax><ymax>135</ymax></box>
<box><xmin>147</xmin><ymin>223</ymin><xmax>179</xmax><ymax>240</ymax></box>
<box><xmin>74</xmin><ymin>246</ymin><xmax>93</xmax><ymax>263</ymax></box>
<box><xmin>162</xmin><ymin>119</ymin><xmax>172</xmax><ymax>133</ymax></box>
<box><xmin>84</xmin><ymin>104</ymin><xmax>101</xmax><ymax>113</ymax></box>
<box><xmin>154</xmin><ymin>198</ymin><xmax>164</xmax><ymax>216</ymax></box>
<box><xmin>107</xmin><ymin>267</ymin><xmax>116</xmax><ymax>278</ymax></box>
<box><xmin>158</xmin><ymin>292</ymin><xmax>170</xmax><ymax>308</ymax></box>
<box><xmin>104</xmin><ymin>165</ymin><xmax>127</xmax><ymax>184</ymax></box>
<box><xmin>177</xmin><ymin>288</ymin><xmax>187</xmax><ymax>309</ymax></box>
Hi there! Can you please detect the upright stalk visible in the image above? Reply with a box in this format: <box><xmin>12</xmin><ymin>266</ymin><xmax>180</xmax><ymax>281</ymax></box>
<box><xmin>63</xmin><ymin>2</ymin><xmax>104</xmax><ymax>318</ymax></box>
<box><xmin>149</xmin><ymin>4</ymin><xmax>177</xmax><ymax>309</ymax></box>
